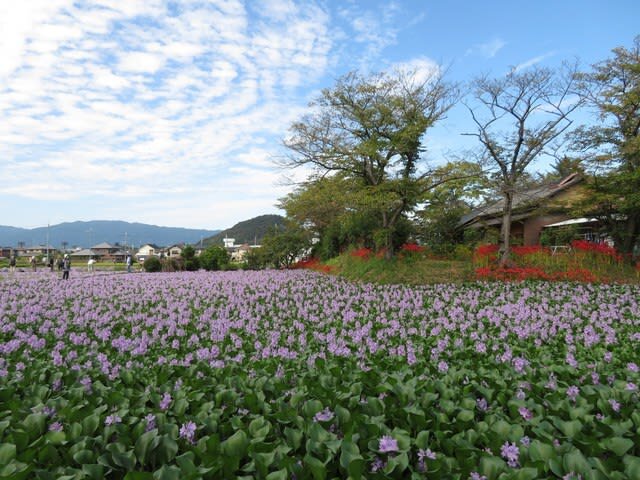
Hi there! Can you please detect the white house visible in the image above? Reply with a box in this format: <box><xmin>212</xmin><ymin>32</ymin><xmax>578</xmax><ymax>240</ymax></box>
<box><xmin>135</xmin><ymin>244</ymin><xmax>162</xmax><ymax>262</ymax></box>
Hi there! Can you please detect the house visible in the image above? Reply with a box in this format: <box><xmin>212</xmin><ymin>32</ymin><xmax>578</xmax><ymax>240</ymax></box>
<box><xmin>135</xmin><ymin>244</ymin><xmax>162</xmax><ymax>262</ymax></box>
<box><xmin>459</xmin><ymin>174</ymin><xmax>587</xmax><ymax>246</ymax></box>
<box><xmin>165</xmin><ymin>244</ymin><xmax>184</xmax><ymax>258</ymax></box>
<box><xmin>70</xmin><ymin>248</ymin><xmax>99</xmax><ymax>262</ymax></box>
<box><xmin>90</xmin><ymin>242</ymin><xmax>119</xmax><ymax>256</ymax></box>
<box><xmin>13</xmin><ymin>245</ymin><xmax>57</xmax><ymax>257</ymax></box>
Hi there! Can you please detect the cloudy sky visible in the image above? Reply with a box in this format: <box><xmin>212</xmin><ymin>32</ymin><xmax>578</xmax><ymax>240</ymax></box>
<box><xmin>1</xmin><ymin>0</ymin><xmax>638</xmax><ymax>230</ymax></box>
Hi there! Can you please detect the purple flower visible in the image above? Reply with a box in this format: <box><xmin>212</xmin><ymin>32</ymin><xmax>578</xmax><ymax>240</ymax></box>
<box><xmin>105</xmin><ymin>414</ymin><xmax>122</xmax><ymax>426</ymax></box>
<box><xmin>159</xmin><ymin>392</ymin><xmax>172</xmax><ymax>411</ymax></box>
<box><xmin>609</xmin><ymin>399</ymin><xmax>621</xmax><ymax>412</ymax></box>
<box><xmin>179</xmin><ymin>421</ymin><xmax>197</xmax><ymax>443</ymax></box>
<box><xmin>626</xmin><ymin>382</ymin><xmax>637</xmax><ymax>391</ymax></box>
<box><xmin>563</xmin><ymin>473</ymin><xmax>583</xmax><ymax>480</ymax></box>
<box><xmin>470</xmin><ymin>473</ymin><xmax>487</xmax><ymax>480</ymax></box>
<box><xmin>627</xmin><ymin>362</ymin><xmax>639</xmax><ymax>372</ymax></box>
<box><xmin>437</xmin><ymin>360</ymin><xmax>449</xmax><ymax>373</ymax></box>
<box><xmin>80</xmin><ymin>376</ymin><xmax>92</xmax><ymax>393</ymax></box>
<box><xmin>48</xmin><ymin>422</ymin><xmax>63</xmax><ymax>432</ymax></box>
<box><xmin>379</xmin><ymin>435</ymin><xmax>399</xmax><ymax>453</ymax></box>
<box><xmin>500</xmin><ymin>441</ymin><xmax>519</xmax><ymax>468</ymax></box>
<box><xmin>476</xmin><ymin>397</ymin><xmax>489</xmax><ymax>412</ymax></box>
<box><xmin>604</xmin><ymin>351</ymin><xmax>613</xmax><ymax>362</ymax></box>
<box><xmin>418</xmin><ymin>448</ymin><xmax>436</xmax><ymax>460</ymax></box>
<box><xmin>144</xmin><ymin>414</ymin><xmax>156</xmax><ymax>432</ymax></box>
<box><xmin>520</xmin><ymin>436</ymin><xmax>531</xmax><ymax>447</ymax></box>
<box><xmin>370</xmin><ymin>457</ymin><xmax>386</xmax><ymax>472</ymax></box>
<box><xmin>518</xmin><ymin>407</ymin><xmax>533</xmax><ymax>421</ymax></box>
<box><xmin>313</xmin><ymin>407</ymin><xmax>334</xmax><ymax>422</ymax></box>
<box><xmin>566</xmin><ymin>385</ymin><xmax>579</xmax><ymax>401</ymax></box>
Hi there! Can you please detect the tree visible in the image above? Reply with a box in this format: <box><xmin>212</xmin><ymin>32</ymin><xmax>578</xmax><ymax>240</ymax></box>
<box><xmin>181</xmin><ymin>245</ymin><xmax>200</xmax><ymax>271</ymax></box>
<box><xmin>283</xmin><ymin>68</ymin><xmax>458</xmax><ymax>258</ymax></box>
<box><xmin>259</xmin><ymin>222</ymin><xmax>312</xmax><ymax>269</ymax></box>
<box><xmin>415</xmin><ymin>160</ymin><xmax>488</xmax><ymax>253</ymax></box>
<box><xmin>572</xmin><ymin>37</ymin><xmax>640</xmax><ymax>256</ymax></box>
<box><xmin>199</xmin><ymin>245</ymin><xmax>230</xmax><ymax>271</ymax></box>
<box><xmin>464</xmin><ymin>64</ymin><xmax>582</xmax><ymax>265</ymax></box>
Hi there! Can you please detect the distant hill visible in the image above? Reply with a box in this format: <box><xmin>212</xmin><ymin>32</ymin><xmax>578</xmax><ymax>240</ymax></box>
<box><xmin>0</xmin><ymin>221</ymin><xmax>220</xmax><ymax>248</ymax></box>
<box><xmin>203</xmin><ymin>214</ymin><xmax>285</xmax><ymax>246</ymax></box>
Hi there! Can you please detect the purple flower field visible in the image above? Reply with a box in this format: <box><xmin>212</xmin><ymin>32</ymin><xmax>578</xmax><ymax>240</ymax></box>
<box><xmin>0</xmin><ymin>270</ymin><xmax>638</xmax><ymax>479</ymax></box>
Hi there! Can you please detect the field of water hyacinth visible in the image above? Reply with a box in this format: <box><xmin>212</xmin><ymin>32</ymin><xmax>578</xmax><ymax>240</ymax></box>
<box><xmin>0</xmin><ymin>270</ymin><xmax>639</xmax><ymax>479</ymax></box>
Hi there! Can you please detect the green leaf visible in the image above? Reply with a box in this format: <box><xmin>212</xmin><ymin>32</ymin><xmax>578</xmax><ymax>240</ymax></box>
<box><xmin>135</xmin><ymin>429</ymin><xmax>159</xmax><ymax>466</ymax></box>
<box><xmin>265</xmin><ymin>469</ymin><xmax>288</xmax><ymax>480</ymax></box>
<box><xmin>303</xmin><ymin>454</ymin><xmax>326</xmax><ymax>480</ymax></box>
<box><xmin>284</xmin><ymin>427</ymin><xmax>302</xmax><ymax>450</ymax></box>
<box><xmin>82</xmin><ymin>414</ymin><xmax>100</xmax><ymax>436</ymax></box>
<box><xmin>72</xmin><ymin>449</ymin><xmax>95</xmax><ymax>464</ymax></box>
<box><xmin>528</xmin><ymin>440</ymin><xmax>555</xmax><ymax>462</ymax></box>
<box><xmin>44</xmin><ymin>430</ymin><xmax>66</xmax><ymax>445</ymax></box>
<box><xmin>514</xmin><ymin>467</ymin><xmax>539</xmax><ymax>480</ymax></box>
<box><xmin>480</xmin><ymin>456</ymin><xmax>506</xmax><ymax>480</ymax></box>
<box><xmin>221</xmin><ymin>430</ymin><xmax>248</xmax><ymax>458</ymax></box>
<box><xmin>82</xmin><ymin>464</ymin><xmax>105</xmax><ymax>480</ymax></box>
<box><xmin>124</xmin><ymin>473</ymin><xmax>154</xmax><ymax>480</ymax></box>
<box><xmin>153</xmin><ymin>465</ymin><xmax>181</xmax><ymax>480</ymax></box>
<box><xmin>22</xmin><ymin>413</ymin><xmax>46</xmax><ymax>437</ymax></box>
<box><xmin>557</xmin><ymin>420</ymin><xmax>583</xmax><ymax>438</ymax></box>
<box><xmin>156</xmin><ymin>435</ymin><xmax>178</xmax><ymax>464</ymax></box>
<box><xmin>603</xmin><ymin>437</ymin><xmax>634</xmax><ymax>456</ymax></box>
<box><xmin>624</xmin><ymin>456</ymin><xmax>640</xmax><ymax>479</ymax></box>
<box><xmin>563</xmin><ymin>450</ymin><xmax>590</xmax><ymax>474</ymax></box>
<box><xmin>112</xmin><ymin>450</ymin><xmax>137</xmax><ymax>470</ymax></box>
<box><xmin>0</xmin><ymin>443</ymin><xmax>16</xmax><ymax>465</ymax></box>
<box><xmin>457</xmin><ymin>409</ymin><xmax>474</xmax><ymax>422</ymax></box>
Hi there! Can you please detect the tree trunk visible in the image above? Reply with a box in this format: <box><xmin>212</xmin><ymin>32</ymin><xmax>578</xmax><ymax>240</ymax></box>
<box><xmin>498</xmin><ymin>191</ymin><xmax>514</xmax><ymax>267</ymax></box>
<box><xmin>620</xmin><ymin>214</ymin><xmax>639</xmax><ymax>259</ymax></box>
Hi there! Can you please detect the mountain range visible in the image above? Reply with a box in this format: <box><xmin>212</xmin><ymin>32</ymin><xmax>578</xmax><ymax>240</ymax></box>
<box><xmin>0</xmin><ymin>221</ymin><xmax>219</xmax><ymax>248</ymax></box>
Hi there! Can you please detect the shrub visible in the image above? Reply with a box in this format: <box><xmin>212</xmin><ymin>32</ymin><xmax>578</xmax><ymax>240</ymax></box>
<box><xmin>143</xmin><ymin>256</ymin><xmax>162</xmax><ymax>272</ymax></box>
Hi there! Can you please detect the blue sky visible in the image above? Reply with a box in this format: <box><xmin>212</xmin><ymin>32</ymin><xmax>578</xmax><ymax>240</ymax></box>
<box><xmin>1</xmin><ymin>0</ymin><xmax>638</xmax><ymax>230</ymax></box>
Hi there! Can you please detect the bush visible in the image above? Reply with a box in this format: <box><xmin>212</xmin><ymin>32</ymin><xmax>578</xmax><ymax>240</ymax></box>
<box><xmin>199</xmin><ymin>245</ymin><xmax>229</xmax><ymax>271</ymax></box>
<box><xmin>143</xmin><ymin>256</ymin><xmax>162</xmax><ymax>272</ymax></box>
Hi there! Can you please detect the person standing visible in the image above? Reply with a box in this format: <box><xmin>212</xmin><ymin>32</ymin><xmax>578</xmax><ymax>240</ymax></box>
<box><xmin>62</xmin><ymin>254</ymin><xmax>71</xmax><ymax>280</ymax></box>
<box><xmin>30</xmin><ymin>256</ymin><xmax>37</xmax><ymax>272</ymax></box>
<box><xmin>9</xmin><ymin>254</ymin><xmax>16</xmax><ymax>273</ymax></box>
<box><xmin>126</xmin><ymin>254</ymin><xmax>132</xmax><ymax>273</ymax></box>
<box><xmin>49</xmin><ymin>256</ymin><xmax>54</xmax><ymax>272</ymax></box>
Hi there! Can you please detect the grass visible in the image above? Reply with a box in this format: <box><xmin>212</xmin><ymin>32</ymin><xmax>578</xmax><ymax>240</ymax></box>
<box><xmin>325</xmin><ymin>251</ymin><xmax>474</xmax><ymax>285</ymax></box>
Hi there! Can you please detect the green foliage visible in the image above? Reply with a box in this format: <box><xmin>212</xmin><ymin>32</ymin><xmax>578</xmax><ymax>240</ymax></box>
<box><xmin>180</xmin><ymin>245</ymin><xmax>200</xmax><ymax>271</ymax></box>
<box><xmin>143</xmin><ymin>256</ymin><xmax>162</xmax><ymax>272</ymax></box>
<box><xmin>199</xmin><ymin>246</ymin><xmax>229</xmax><ymax>271</ymax></box>
<box><xmin>572</xmin><ymin>36</ymin><xmax>640</xmax><ymax>255</ymax></box>
<box><xmin>283</xmin><ymin>69</ymin><xmax>458</xmax><ymax>256</ymax></box>
<box><xmin>259</xmin><ymin>222</ymin><xmax>312</xmax><ymax>268</ymax></box>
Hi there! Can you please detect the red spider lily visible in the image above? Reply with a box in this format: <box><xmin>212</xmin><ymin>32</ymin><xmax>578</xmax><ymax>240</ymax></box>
<box><xmin>351</xmin><ymin>247</ymin><xmax>373</xmax><ymax>259</ymax></box>
<box><xmin>475</xmin><ymin>244</ymin><xmax>499</xmax><ymax>257</ymax></box>
<box><xmin>400</xmin><ymin>243</ymin><xmax>426</xmax><ymax>253</ymax></box>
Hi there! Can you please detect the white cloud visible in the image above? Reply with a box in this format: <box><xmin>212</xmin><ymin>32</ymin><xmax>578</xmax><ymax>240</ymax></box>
<box><xmin>513</xmin><ymin>51</ymin><xmax>556</xmax><ymax>72</ymax></box>
<box><xmin>467</xmin><ymin>38</ymin><xmax>506</xmax><ymax>58</ymax></box>
<box><xmin>0</xmin><ymin>0</ymin><xmax>426</xmax><ymax>228</ymax></box>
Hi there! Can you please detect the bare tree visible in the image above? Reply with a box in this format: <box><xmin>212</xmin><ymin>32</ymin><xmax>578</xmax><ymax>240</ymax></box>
<box><xmin>464</xmin><ymin>63</ymin><xmax>582</xmax><ymax>265</ymax></box>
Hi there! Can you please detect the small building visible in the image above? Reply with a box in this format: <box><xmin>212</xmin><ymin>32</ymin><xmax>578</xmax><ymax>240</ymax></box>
<box><xmin>165</xmin><ymin>244</ymin><xmax>184</xmax><ymax>258</ymax></box>
<box><xmin>459</xmin><ymin>174</ymin><xmax>587</xmax><ymax>246</ymax></box>
<box><xmin>70</xmin><ymin>249</ymin><xmax>99</xmax><ymax>262</ymax></box>
<box><xmin>135</xmin><ymin>244</ymin><xmax>162</xmax><ymax>262</ymax></box>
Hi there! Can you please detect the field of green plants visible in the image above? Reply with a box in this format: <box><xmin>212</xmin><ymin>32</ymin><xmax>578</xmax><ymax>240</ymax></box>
<box><xmin>0</xmin><ymin>270</ymin><xmax>639</xmax><ymax>479</ymax></box>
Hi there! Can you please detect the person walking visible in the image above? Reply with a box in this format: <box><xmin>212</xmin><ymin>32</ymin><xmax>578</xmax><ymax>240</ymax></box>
<box><xmin>62</xmin><ymin>254</ymin><xmax>71</xmax><ymax>280</ymax></box>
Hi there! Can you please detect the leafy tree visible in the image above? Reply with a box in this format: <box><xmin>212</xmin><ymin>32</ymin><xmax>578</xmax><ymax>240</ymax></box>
<box><xmin>415</xmin><ymin>161</ymin><xmax>488</xmax><ymax>253</ymax></box>
<box><xmin>259</xmin><ymin>222</ymin><xmax>312</xmax><ymax>268</ymax></box>
<box><xmin>181</xmin><ymin>245</ymin><xmax>200</xmax><ymax>271</ymax></box>
<box><xmin>572</xmin><ymin>37</ymin><xmax>640</xmax><ymax>256</ymax></box>
<box><xmin>464</xmin><ymin>63</ymin><xmax>582</xmax><ymax>266</ymax></box>
<box><xmin>283</xmin><ymin>68</ymin><xmax>458</xmax><ymax>258</ymax></box>
<box><xmin>199</xmin><ymin>245</ymin><xmax>230</xmax><ymax>271</ymax></box>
